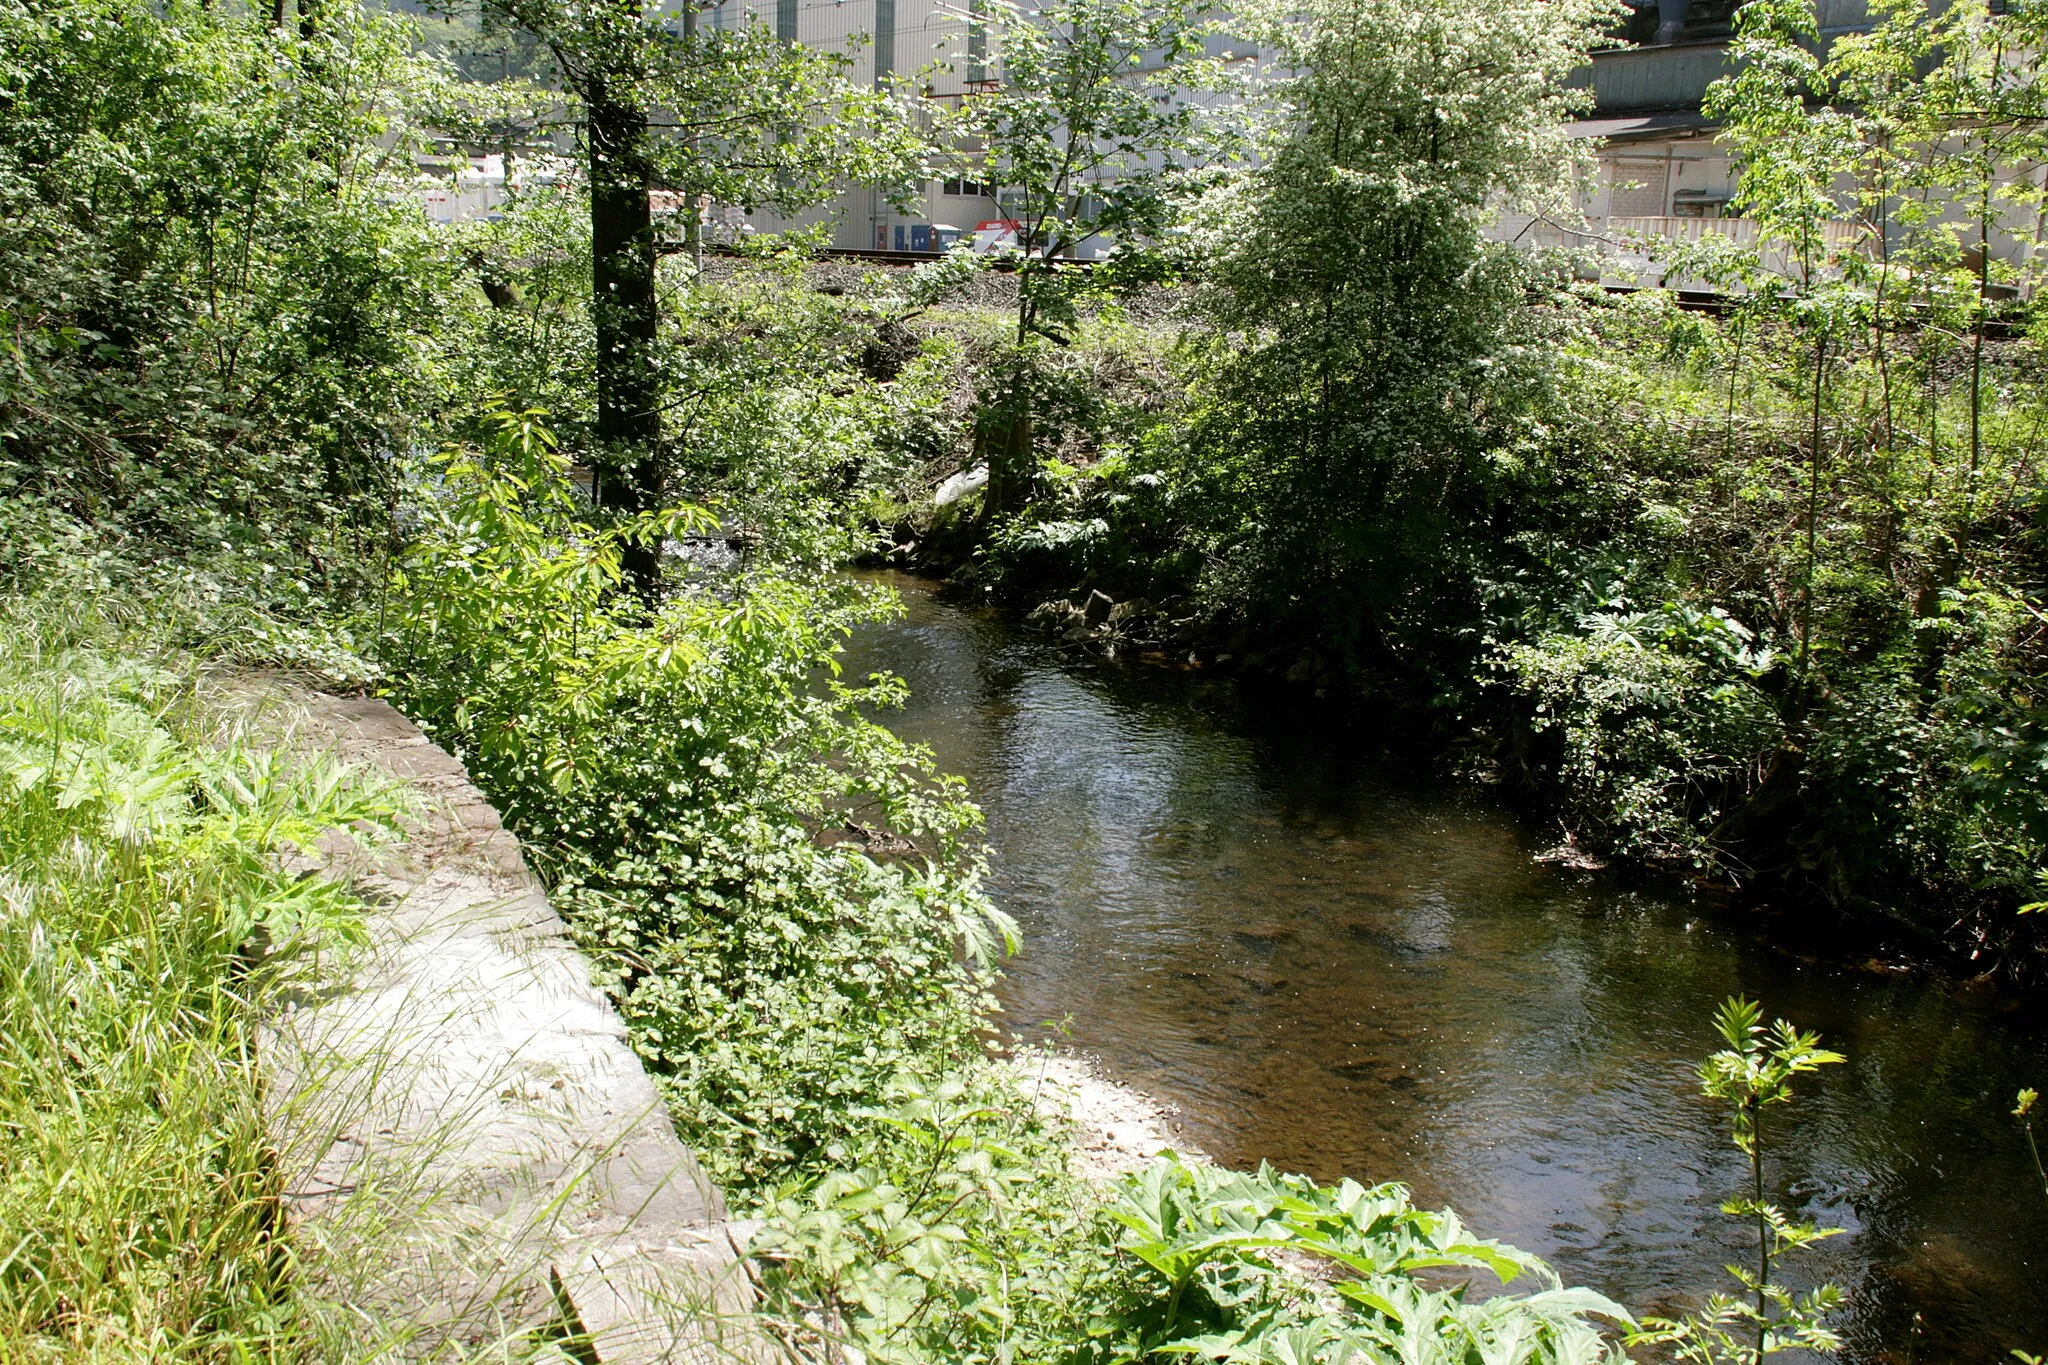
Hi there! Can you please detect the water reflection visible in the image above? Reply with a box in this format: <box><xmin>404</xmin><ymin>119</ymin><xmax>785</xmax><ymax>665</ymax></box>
<box><xmin>842</xmin><ymin>572</ymin><xmax>2044</xmax><ymax>1363</ymax></box>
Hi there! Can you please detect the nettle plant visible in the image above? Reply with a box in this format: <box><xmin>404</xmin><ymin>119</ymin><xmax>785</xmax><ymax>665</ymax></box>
<box><xmin>1107</xmin><ymin>1158</ymin><xmax>1634</xmax><ymax>1364</ymax></box>
<box><xmin>1633</xmin><ymin>996</ymin><xmax>1846</xmax><ymax>1364</ymax></box>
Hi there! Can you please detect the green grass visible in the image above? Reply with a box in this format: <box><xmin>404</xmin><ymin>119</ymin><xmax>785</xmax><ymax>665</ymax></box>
<box><xmin>0</xmin><ymin>596</ymin><xmax>397</xmax><ymax>1363</ymax></box>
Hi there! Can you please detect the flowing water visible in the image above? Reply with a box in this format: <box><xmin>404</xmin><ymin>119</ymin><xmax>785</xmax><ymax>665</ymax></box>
<box><xmin>841</xmin><ymin>572</ymin><xmax>2045</xmax><ymax>1362</ymax></box>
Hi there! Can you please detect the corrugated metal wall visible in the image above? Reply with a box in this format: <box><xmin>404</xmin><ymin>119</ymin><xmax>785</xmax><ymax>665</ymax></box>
<box><xmin>1589</xmin><ymin>45</ymin><xmax>1733</xmax><ymax>113</ymax></box>
<box><xmin>1579</xmin><ymin>0</ymin><xmax>1870</xmax><ymax>115</ymax></box>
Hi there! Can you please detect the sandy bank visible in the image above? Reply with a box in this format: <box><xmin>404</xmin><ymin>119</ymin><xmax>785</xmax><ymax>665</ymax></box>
<box><xmin>1017</xmin><ymin>1050</ymin><xmax>1208</xmax><ymax>1182</ymax></box>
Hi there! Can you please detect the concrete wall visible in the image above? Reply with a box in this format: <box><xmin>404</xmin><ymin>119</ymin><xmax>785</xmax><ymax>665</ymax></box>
<box><xmin>254</xmin><ymin>682</ymin><xmax>763</xmax><ymax>1364</ymax></box>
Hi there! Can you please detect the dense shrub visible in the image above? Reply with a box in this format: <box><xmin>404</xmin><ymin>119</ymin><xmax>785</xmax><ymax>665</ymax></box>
<box><xmin>370</xmin><ymin>413</ymin><xmax>1013</xmax><ymax>1190</ymax></box>
<box><xmin>0</xmin><ymin>0</ymin><xmax>460</xmax><ymax>581</ymax></box>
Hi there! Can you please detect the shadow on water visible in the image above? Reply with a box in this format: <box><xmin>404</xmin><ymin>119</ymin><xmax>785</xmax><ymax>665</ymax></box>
<box><xmin>840</xmin><ymin>571</ymin><xmax>2045</xmax><ymax>1363</ymax></box>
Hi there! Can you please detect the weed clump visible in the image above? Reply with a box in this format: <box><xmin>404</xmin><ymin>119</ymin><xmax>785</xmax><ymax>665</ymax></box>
<box><xmin>0</xmin><ymin>601</ymin><xmax>398</xmax><ymax>1358</ymax></box>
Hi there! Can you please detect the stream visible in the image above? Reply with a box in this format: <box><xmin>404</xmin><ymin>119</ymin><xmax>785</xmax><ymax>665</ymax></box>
<box><xmin>840</xmin><ymin>572</ymin><xmax>2044</xmax><ymax>1362</ymax></box>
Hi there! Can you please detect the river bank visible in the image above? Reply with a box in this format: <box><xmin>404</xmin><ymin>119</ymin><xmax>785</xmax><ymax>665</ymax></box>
<box><xmin>886</xmin><ymin>548</ymin><xmax>2032</xmax><ymax>995</ymax></box>
<box><xmin>1024</xmin><ymin>1050</ymin><xmax>1207</xmax><ymax>1181</ymax></box>
<box><xmin>859</xmin><ymin>268</ymin><xmax>2048</xmax><ymax>993</ymax></box>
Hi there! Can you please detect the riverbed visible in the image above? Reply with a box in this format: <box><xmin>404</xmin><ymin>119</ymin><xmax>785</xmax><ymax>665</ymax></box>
<box><xmin>840</xmin><ymin>571</ymin><xmax>2044</xmax><ymax>1363</ymax></box>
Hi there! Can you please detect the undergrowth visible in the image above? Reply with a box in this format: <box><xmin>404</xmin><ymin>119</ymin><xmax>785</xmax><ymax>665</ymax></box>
<box><xmin>0</xmin><ymin>598</ymin><xmax>400</xmax><ymax>1360</ymax></box>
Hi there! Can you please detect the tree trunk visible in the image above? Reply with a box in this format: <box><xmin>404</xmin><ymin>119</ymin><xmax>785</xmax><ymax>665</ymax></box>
<box><xmin>975</xmin><ymin>366</ymin><xmax>1032</xmax><ymax>526</ymax></box>
<box><xmin>587</xmin><ymin>74</ymin><xmax>664</xmax><ymax>599</ymax></box>
<box><xmin>1797</xmin><ymin>331</ymin><xmax>1828</xmax><ymax>696</ymax></box>
<box><xmin>978</xmin><ymin>284</ymin><xmax>1039</xmax><ymax>524</ymax></box>
<box><xmin>1970</xmin><ymin>162</ymin><xmax>1990</xmax><ymax>511</ymax></box>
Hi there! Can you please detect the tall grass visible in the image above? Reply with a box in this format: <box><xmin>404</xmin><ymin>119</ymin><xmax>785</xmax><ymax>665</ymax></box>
<box><xmin>0</xmin><ymin>597</ymin><xmax>397</xmax><ymax>1362</ymax></box>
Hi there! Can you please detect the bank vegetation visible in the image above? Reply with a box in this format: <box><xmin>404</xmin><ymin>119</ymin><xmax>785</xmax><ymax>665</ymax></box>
<box><xmin>0</xmin><ymin>0</ymin><xmax>2036</xmax><ymax>1357</ymax></box>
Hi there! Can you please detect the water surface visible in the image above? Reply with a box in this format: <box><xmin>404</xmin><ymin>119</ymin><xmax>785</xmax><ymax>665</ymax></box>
<box><xmin>842</xmin><ymin>572</ymin><xmax>2045</xmax><ymax>1362</ymax></box>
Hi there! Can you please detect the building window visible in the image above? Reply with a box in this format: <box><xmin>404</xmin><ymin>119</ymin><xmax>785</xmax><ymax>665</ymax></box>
<box><xmin>874</xmin><ymin>0</ymin><xmax>895</xmax><ymax>85</ymax></box>
<box><xmin>967</xmin><ymin>0</ymin><xmax>987</xmax><ymax>83</ymax></box>
<box><xmin>944</xmin><ymin>177</ymin><xmax>991</xmax><ymax>197</ymax></box>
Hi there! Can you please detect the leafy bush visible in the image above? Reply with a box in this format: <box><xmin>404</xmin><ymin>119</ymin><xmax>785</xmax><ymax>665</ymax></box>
<box><xmin>0</xmin><ymin>0</ymin><xmax>460</xmax><ymax>580</ymax></box>
<box><xmin>1495</xmin><ymin>598</ymin><xmax>1783</xmax><ymax>868</ymax></box>
<box><xmin>977</xmin><ymin>446</ymin><xmax>1195</xmax><ymax>604</ymax></box>
<box><xmin>371</xmin><ymin>412</ymin><xmax>1014</xmax><ymax>1191</ymax></box>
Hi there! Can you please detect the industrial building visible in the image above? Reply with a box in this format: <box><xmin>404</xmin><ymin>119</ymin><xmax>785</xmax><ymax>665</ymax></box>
<box><xmin>734</xmin><ymin>0</ymin><xmax>1859</xmax><ymax>265</ymax></box>
<box><xmin>421</xmin><ymin>0</ymin><xmax>2044</xmax><ymax>290</ymax></box>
